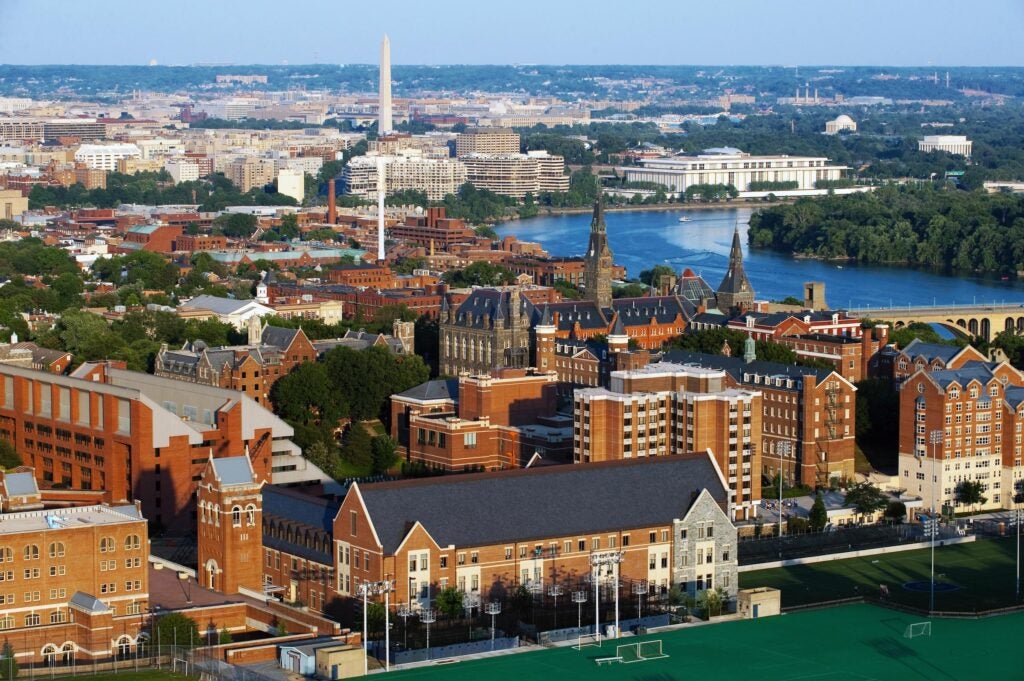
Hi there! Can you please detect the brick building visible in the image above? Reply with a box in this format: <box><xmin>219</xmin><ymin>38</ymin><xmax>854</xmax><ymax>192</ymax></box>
<box><xmin>196</xmin><ymin>455</ymin><xmax>264</xmax><ymax>594</ymax></box>
<box><xmin>0</xmin><ymin>502</ymin><xmax>149</xmax><ymax>664</ymax></box>
<box><xmin>573</xmin><ymin>362</ymin><xmax>763</xmax><ymax>520</ymax></box>
<box><xmin>0</xmin><ymin>362</ymin><xmax>295</xmax><ymax>531</ymax></box>
<box><xmin>898</xmin><ymin>360</ymin><xmax>1024</xmax><ymax>513</ymax></box>
<box><xmin>884</xmin><ymin>338</ymin><xmax>987</xmax><ymax>385</ymax></box>
<box><xmin>661</xmin><ymin>350</ymin><xmax>857</xmax><ymax>488</ymax></box>
<box><xmin>387</xmin><ymin>208</ymin><xmax>477</xmax><ymax>250</ymax></box>
<box><xmin>391</xmin><ymin>368</ymin><xmax>570</xmax><ymax>470</ymax></box>
<box><xmin>117</xmin><ymin>224</ymin><xmax>182</xmax><ymax>254</ymax></box>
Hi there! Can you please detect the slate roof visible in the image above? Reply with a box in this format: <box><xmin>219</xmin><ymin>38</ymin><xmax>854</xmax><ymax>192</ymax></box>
<box><xmin>1005</xmin><ymin>386</ymin><xmax>1024</xmax><ymax>410</ymax></box>
<box><xmin>357</xmin><ymin>454</ymin><xmax>726</xmax><ymax>554</ymax></box>
<box><xmin>261</xmin><ymin>325</ymin><xmax>300</xmax><ymax>350</ymax></box>
<box><xmin>395</xmin><ymin>378</ymin><xmax>459</xmax><ymax>402</ymax></box>
<box><xmin>180</xmin><ymin>295</ymin><xmax>266</xmax><ymax>315</ymax></box>
<box><xmin>661</xmin><ymin>350</ymin><xmax>833</xmax><ymax>390</ymax></box>
<box><xmin>3</xmin><ymin>472</ymin><xmax>38</xmax><ymax>496</ymax></box>
<box><xmin>211</xmin><ymin>456</ymin><xmax>254</xmax><ymax>486</ymax></box>
<box><xmin>262</xmin><ymin>486</ymin><xmax>340</xmax><ymax>565</ymax></box>
<box><xmin>454</xmin><ymin>288</ymin><xmax>524</xmax><ymax>329</ymax></box>
<box><xmin>901</xmin><ymin>339</ymin><xmax>963</xmax><ymax>364</ymax></box>
<box><xmin>69</xmin><ymin>592</ymin><xmax>109</xmax><ymax>614</ymax></box>
<box><xmin>925</xmin><ymin>362</ymin><xmax>998</xmax><ymax>390</ymax></box>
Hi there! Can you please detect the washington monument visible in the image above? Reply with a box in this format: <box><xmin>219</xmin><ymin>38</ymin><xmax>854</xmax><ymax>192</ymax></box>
<box><xmin>379</xmin><ymin>34</ymin><xmax>392</xmax><ymax>134</ymax></box>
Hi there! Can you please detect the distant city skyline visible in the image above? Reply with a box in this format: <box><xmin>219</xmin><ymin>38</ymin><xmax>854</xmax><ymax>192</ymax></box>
<box><xmin>1</xmin><ymin>0</ymin><xmax>1022</xmax><ymax>67</ymax></box>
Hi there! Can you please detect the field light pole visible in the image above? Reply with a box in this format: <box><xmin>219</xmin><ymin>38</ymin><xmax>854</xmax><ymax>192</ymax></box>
<box><xmin>777</xmin><ymin>441</ymin><xmax>792</xmax><ymax>558</ymax></box>
<box><xmin>1015</xmin><ymin>500</ymin><xmax>1022</xmax><ymax>602</ymax></box>
<box><xmin>591</xmin><ymin>551</ymin><xmax>624</xmax><ymax>641</ymax></box>
<box><xmin>632</xmin><ymin>580</ymin><xmax>647</xmax><ymax>623</ymax></box>
<box><xmin>572</xmin><ymin>590</ymin><xmax>587</xmax><ymax>648</ymax></box>
<box><xmin>485</xmin><ymin>601</ymin><xmax>501</xmax><ymax>651</ymax></box>
<box><xmin>548</xmin><ymin>584</ymin><xmax>564</xmax><ymax>629</ymax></box>
<box><xmin>358</xmin><ymin>580</ymin><xmax>394</xmax><ymax>674</ymax></box>
<box><xmin>420</xmin><ymin>608</ymin><xmax>436</xmax><ymax>661</ymax></box>
<box><xmin>929</xmin><ymin>429</ymin><xmax>943</xmax><ymax>613</ymax></box>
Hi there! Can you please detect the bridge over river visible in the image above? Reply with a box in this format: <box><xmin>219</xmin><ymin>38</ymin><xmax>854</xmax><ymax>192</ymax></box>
<box><xmin>854</xmin><ymin>303</ymin><xmax>1024</xmax><ymax>340</ymax></box>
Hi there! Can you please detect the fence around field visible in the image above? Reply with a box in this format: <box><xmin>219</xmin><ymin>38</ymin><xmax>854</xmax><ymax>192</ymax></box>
<box><xmin>739</xmin><ymin>534</ymin><xmax>976</xmax><ymax>572</ymax></box>
<box><xmin>537</xmin><ymin>614</ymin><xmax>670</xmax><ymax>645</ymax></box>
<box><xmin>738</xmin><ymin>523</ymin><xmax>923</xmax><ymax>565</ymax></box>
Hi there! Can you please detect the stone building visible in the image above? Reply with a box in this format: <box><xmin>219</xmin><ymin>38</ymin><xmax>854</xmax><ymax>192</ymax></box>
<box><xmin>583</xmin><ymin>196</ymin><xmax>614</xmax><ymax>310</ymax></box>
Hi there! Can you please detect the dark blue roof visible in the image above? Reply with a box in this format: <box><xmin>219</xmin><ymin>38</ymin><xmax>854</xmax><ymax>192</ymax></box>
<box><xmin>262</xmin><ymin>486</ymin><xmax>341</xmax><ymax>565</ymax></box>
<box><xmin>902</xmin><ymin>339</ymin><xmax>963</xmax><ymax>364</ymax></box>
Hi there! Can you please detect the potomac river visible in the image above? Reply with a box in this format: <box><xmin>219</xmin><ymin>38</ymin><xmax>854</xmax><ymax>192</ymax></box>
<box><xmin>496</xmin><ymin>207</ymin><xmax>1024</xmax><ymax>311</ymax></box>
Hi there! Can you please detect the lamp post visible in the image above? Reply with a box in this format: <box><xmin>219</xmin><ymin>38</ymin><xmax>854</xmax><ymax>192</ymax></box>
<box><xmin>358</xmin><ymin>580</ymin><xmax>394</xmax><ymax>674</ymax></box>
<box><xmin>777</xmin><ymin>440</ymin><xmax>793</xmax><ymax>558</ymax></box>
<box><xmin>420</xmin><ymin>608</ymin><xmax>436</xmax><ymax>661</ymax></box>
<box><xmin>632</xmin><ymin>580</ymin><xmax>647</xmax><ymax>624</ymax></box>
<box><xmin>929</xmin><ymin>429</ymin><xmax>943</xmax><ymax>613</ymax></box>
<box><xmin>396</xmin><ymin>603</ymin><xmax>411</xmax><ymax>651</ymax></box>
<box><xmin>1015</xmin><ymin>495</ymin><xmax>1022</xmax><ymax>602</ymax></box>
<box><xmin>464</xmin><ymin>592</ymin><xmax>479</xmax><ymax>639</ymax></box>
<box><xmin>572</xmin><ymin>590</ymin><xmax>587</xmax><ymax>648</ymax></box>
<box><xmin>590</xmin><ymin>551</ymin><xmax>624</xmax><ymax>641</ymax></box>
<box><xmin>484</xmin><ymin>601</ymin><xmax>501</xmax><ymax>651</ymax></box>
<box><xmin>547</xmin><ymin>584</ymin><xmax>564</xmax><ymax>629</ymax></box>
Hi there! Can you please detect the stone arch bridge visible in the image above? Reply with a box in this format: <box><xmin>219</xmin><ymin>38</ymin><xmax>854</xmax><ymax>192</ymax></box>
<box><xmin>855</xmin><ymin>303</ymin><xmax>1024</xmax><ymax>341</ymax></box>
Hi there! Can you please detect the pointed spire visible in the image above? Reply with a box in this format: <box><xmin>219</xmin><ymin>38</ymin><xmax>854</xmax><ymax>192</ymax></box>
<box><xmin>729</xmin><ymin>222</ymin><xmax>743</xmax><ymax>265</ymax></box>
<box><xmin>590</xmin><ymin>193</ymin><xmax>605</xmax><ymax>233</ymax></box>
<box><xmin>539</xmin><ymin>304</ymin><xmax>553</xmax><ymax>327</ymax></box>
<box><xmin>611</xmin><ymin>314</ymin><xmax>626</xmax><ymax>336</ymax></box>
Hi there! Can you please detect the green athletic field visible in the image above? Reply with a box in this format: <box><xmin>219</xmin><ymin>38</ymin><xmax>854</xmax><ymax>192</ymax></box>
<box><xmin>392</xmin><ymin>603</ymin><xmax>1024</xmax><ymax>680</ymax></box>
<box><xmin>741</xmin><ymin>536</ymin><xmax>1019</xmax><ymax>611</ymax></box>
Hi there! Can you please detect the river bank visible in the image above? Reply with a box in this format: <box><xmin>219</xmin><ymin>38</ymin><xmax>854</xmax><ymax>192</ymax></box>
<box><xmin>497</xmin><ymin>198</ymin><xmax>793</xmax><ymax>222</ymax></box>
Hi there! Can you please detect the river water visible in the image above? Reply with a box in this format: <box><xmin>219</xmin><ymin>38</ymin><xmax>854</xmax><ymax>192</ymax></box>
<box><xmin>496</xmin><ymin>207</ymin><xmax>1024</xmax><ymax>310</ymax></box>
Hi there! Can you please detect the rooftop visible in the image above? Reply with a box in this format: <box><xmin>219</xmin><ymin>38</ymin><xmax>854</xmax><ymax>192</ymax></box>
<box><xmin>0</xmin><ymin>504</ymin><xmax>143</xmax><ymax>535</ymax></box>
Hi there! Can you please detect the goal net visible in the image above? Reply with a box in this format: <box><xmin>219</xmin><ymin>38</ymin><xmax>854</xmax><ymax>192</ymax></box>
<box><xmin>638</xmin><ymin>640</ymin><xmax>668</xmax><ymax>660</ymax></box>
<box><xmin>617</xmin><ymin>643</ymin><xmax>641</xmax><ymax>664</ymax></box>
<box><xmin>573</xmin><ymin>633</ymin><xmax>601</xmax><ymax>650</ymax></box>
<box><xmin>903</xmin><ymin>622</ymin><xmax>932</xmax><ymax>639</ymax></box>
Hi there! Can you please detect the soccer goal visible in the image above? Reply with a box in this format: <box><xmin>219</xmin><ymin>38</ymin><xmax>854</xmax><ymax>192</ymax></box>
<box><xmin>638</xmin><ymin>640</ymin><xmax>669</xmax><ymax>660</ymax></box>
<box><xmin>903</xmin><ymin>622</ymin><xmax>932</xmax><ymax>639</ymax></box>
<box><xmin>573</xmin><ymin>633</ymin><xmax>601</xmax><ymax>650</ymax></box>
<box><xmin>617</xmin><ymin>643</ymin><xmax>641</xmax><ymax>664</ymax></box>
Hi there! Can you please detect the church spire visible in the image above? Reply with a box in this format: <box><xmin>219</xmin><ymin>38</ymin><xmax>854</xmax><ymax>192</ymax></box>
<box><xmin>584</xmin><ymin>195</ymin><xmax>613</xmax><ymax>310</ymax></box>
<box><xmin>716</xmin><ymin>222</ymin><xmax>755</xmax><ymax>312</ymax></box>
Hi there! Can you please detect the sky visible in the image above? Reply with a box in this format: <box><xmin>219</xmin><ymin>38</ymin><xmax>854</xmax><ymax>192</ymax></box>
<box><xmin>1</xmin><ymin>0</ymin><xmax>1022</xmax><ymax>66</ymax></box>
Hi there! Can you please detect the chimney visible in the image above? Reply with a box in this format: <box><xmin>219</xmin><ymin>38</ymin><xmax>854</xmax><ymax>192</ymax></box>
<box><xmin>327</xmin><ymin>179</ymin><xmax>337</xmax><ymax>225</ymax></box>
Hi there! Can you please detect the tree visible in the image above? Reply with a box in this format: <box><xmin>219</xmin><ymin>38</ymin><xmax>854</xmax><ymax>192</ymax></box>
<box><xmin>435</xmin><ymin>586</ymin><xmax>464</xmax><ymax>619</ymax></box>
<box><xmin>808</xmin><ymin>492</ymin><xmax>828</xmax><ymax>531</ymax></box>
<box><xmin>370</xmin><ymin>435</ymin><xmax>398</xmax><ymax>475</ymax></box>
<box><xmin>883</xmin><ymin>500</ymin><xmax>907</xmax><ymax>524</ymax></box>
<box><xmin>955</xmin><ymin>480</ymin><xmax>987</xmax><ymax>512</ymax></box>
<box><xmin>218</xmin><ymin>627</ymin><xmax>233</xmax><ymax>644</ymax></box>
<box><xmin>697</xmin><ymin>587</ymin><xmax>726</xmax><ymax>618</ymax></box>
<box><xmin>156</xmin><ymin>612</ymin><xmax>200</xmax><ymax>648</ymax></box>
<box><xmin>639</xmin><ymin>265</ymin><xmax>674</xmax><ymax>287</ymax></box>
<box><xmin>271</xmin><ymin>362</ymin><xmax>344</xmax><ymax>428</ymax></box>
<box><xmin>0</xmin><ymin>640</ymin><xmax>17</xmax><ymax>680</ymax></box>
<box><xmin>341</xmin><ymin>422</ymin><xmax>373</xmax><ymax>469</ymax></box>
<box><xmin>475</xmin><ymin>225</ymin><xmax>498</xmax><ymax>240</ymax></box>
<box><xmin>843</xmin><ymin>482</ymin><xmax>888</xmax><ymax>522</ymax></box>
<box><xmin>442</xmin><ymin>262</ymin><xmax>515</xmax><ymax>287</ymax></box>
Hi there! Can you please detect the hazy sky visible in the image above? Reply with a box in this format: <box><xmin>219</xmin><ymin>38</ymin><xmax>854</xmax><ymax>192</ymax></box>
<box><xmin>1</xmin><ymin>0</ymin><xmax>1021</xmax><ymax>66</ymax></box>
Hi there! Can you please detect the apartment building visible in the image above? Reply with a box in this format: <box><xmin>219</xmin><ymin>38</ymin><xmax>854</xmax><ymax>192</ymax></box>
<box><xmin>898</xmin><ymin>360</ymin><xmax>1024</xmax><ymax>513</ymax></box>
<box><xmin>460</xmin><ymin>151</ymin><xmax>568</xmax><ymax>199</ymax></box>
<box><xmin>341</xmin><ymin>154</ymin><xmax>467</xmax><ymax>201</ymax></box>
<box><xmin>454</xmin><ymin>127</ymin><xmax>520</xmax><ymax>156</ymax></box>
<box><xmin>0</xmin><ymin>362</ymin><xmax>297</xmax><ymax>530</ymax></box>
<box><xmin>573</xmin><ymin>362</ymin><xmax>762</xmax><ymax>520</ymax></box>
<box><xmin>388</xmin><ymin>207</ymin><xmax>476</xmax><ymax>248</ymax></box>
<box><xmin>0</xmin><ymin>501</ymin><xmax>149</xmax><ymax>664</ymax></box>
<box><xmin>227</xmin><ymin>157</ymin><xmax>277</xmax><ymax>193</ymax></box>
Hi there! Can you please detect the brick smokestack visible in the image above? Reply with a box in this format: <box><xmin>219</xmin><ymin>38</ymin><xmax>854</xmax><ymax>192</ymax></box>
<box><xmin>327</xmin><ymin>178</ymin><xmax>337</xmax><ymax>224</ymax></box>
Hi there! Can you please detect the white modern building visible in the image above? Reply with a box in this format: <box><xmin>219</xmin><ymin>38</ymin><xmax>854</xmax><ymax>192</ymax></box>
<box><xmin>341</xmin><ymin>153</ymin><xmax>467</xmax><ymax>201</ymax></box>
<box><xmin>165</xmin><ymin>159</ymin><xmax>200</xmax><ymax>183</ymax></box>
<box><xmin>918</xmin><ymin>135</ymin><xmax>972</xmax><ymax>158</ymax></box>
<box><xmin>824</xmin><ymin>115</ymin><xmax>857</xmax><ymax>135</ymax></box>
<box><xmin>74</xmin><ymin>143</ymin><xmax>142</xmax><ymax>171</ymax></box>
<box><xmin>460</xmin><ymin>151</ymin><xmax>569</xmax><ymax>199</ymax></box>
<box><xmin>621</xmin><ymin>148</ymin><xmax>847</xmax><ymax>192</ymax></box>
<box><xmin>276</xmin><ymin>168</ymin><xmax>304</xmax><ymax>204</ymax></box>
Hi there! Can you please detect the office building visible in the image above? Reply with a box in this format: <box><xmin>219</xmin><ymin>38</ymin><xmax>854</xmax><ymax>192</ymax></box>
<box><xmin>454</xmin><ymin>127</ymin><xmax>520</xmax><ymax>156</ymax></box>
<box><xmin>460</xmin><ymin>151</ymin><xmax>568</xmax><ymax>199</ymax></box>
<box><xmin>342</xmin><ymin>154</ymin><xmax>466</xmax><ymax>201</ymax></box>
<box><xmin>73</xmin><ymin>144</ymin><xmax>141</xmax><ymax>172</ymax></box>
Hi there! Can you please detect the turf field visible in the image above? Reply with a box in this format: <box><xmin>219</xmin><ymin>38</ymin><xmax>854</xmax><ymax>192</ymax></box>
<box><xmin>741</xmin><ymin>536</ymin><xmax>1019</xmax><ymax>611</ymax></box>
<box><xmin>392</xmin><ymin>603</ymin><xmax>1024</xmax><ymax>681</ymax></box>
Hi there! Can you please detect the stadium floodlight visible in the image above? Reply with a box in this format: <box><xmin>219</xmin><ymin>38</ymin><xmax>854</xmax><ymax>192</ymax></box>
<box><xmin>358</xmin><ymin>580</ymin><xmax>394</xmax><ymax>674</ymax></box>
<box><xmin>776</xmin><ymin>440</ymin><xmax>792</xmax><ymax>558</ymax></box>
<box><xmin>548</xmin><ymin>584</ymin><xmax>565</xmax><ymax>628</ymax></box>
<box><xmin>396</xmin><ymin>602</ymin><xmax>412</xmax><ymax>650</ymax></box>
<box><xmin>591</xmin><ymin>551</ymin><xmax>624</xmax><ymax>641</ymax></box>
<box><xmin>632</xmin><ymin>580</ymin><xmax>648</xmax><ymax>622</ymax></box>
<box><xmin>419</xmin><ymin>608</ymin><xmax>436</xmax><ymax>661</ymax></box>
<box><xmin>572</xmin><ymin>590</ymin><xmax>588</xmax><ymax>649</ymax></box>
<box><xmin>929</xmin><ymin>429</ymin><xmax>943</xmax><ymax>613</ymax></box>
<box><xmin>484</xmin><ymin>601</ymin><xmax>501</xmax><ymax>651</ymax></box>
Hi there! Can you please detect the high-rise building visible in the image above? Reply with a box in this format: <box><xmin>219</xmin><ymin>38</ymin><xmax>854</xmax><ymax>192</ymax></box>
<box><xmin>379</xmin><ymin>34</ymin><xmax>393</xmax><ymax>135</ymax></box>
<box><xmin>583</xmin><ymin>196</ymin><xmax>614</xmax><ymax>309</ymax></box>
<box><xmin>455</xmin><ymin>127</ymin><xmax>520</xmax><ymax>156</ymax></box>
<box><xmin>341</xmin><ymin>154</ymin><xmax>466</xmax><ymax>201</ymax></box>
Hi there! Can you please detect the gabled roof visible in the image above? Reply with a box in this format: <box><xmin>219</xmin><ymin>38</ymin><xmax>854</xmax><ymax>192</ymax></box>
<box><xmin>394</xmin><ymin>378</ymin><xmax>459</xmax><ymax>403</ymax></box>
<box><xmin>901</xmin><ymin>339</ymin><xmax>963</xmax><ymax>364</ymax></box>
<box><xmin>661</xmin><ymin>350</ymin><xmax>834</xmax><ymax>390</ymax></box>
<box><xmin>1004</xmin><ymin>386</ymin><xmax>1024</xmax><ymax>410</ymax></box>
<box><xmin>355</xmin><ymin>453</ymin><xmax>726</xmax><ymax>555</ymax></box>
<box><xmin>210</xmin><ymin>456</ymin><xmax>255</xmax><ymax>486</ymax></box>
<box><xmin>263</xmin><ymin>486</ymin><xmax>339</xmax><ymax>564</ymax></box>
<box><xmin>924</xmin><ymin>362</ymin><xmax>998</xmax><ymax>390</ymax></box>
<box><xmin>180</xmin><ymin>295</ymin><xmax>271</xmax><ymax>316</ymax></box>
<box><xmin>261</xmin><ymin>325</ymin><xmax>300</xmax><ymax>350</ymax></box>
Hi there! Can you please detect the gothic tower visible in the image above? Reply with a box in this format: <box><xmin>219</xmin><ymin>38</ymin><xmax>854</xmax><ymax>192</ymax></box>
<box><xmin>583</xmin><ymin>195</ymin><xmax>614</xmax><ymax>310</ymax></box>
<box><xmin>196</xmin><ymin>455</ymin><xmax>264</xmax><ymax>594</ymax></box>
<box><xmin>716</xmin><ymin>224</ymin><xmax>755</xmax><ymax>312</ymax></box>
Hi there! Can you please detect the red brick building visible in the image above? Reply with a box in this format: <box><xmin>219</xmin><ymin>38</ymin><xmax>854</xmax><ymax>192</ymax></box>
<box><xmin>196</xmin><ymin>455</ymin><xmax>265</xmax><ymax>594</ymax></box>
<box><xmin>117</xmin><ymin>224</ymin><xmax>182</xmax><ymax>254</ymax></box>
<box><xmin>388</xmin><ymin>208</ymin><xmax>476</xmax><ymax>249</ymax></box>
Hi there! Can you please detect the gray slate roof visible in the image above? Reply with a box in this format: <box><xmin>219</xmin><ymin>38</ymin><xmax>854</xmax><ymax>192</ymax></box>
<box><xmin>661</xmin><ymin>350</ymin><xmax>832</xmax><ymax>390</ymax></box>
<box><xmin>358</xmin><ymin>454</ymin><xmax>726</xmax><ymax>554</ymax></box>
<box><xmin>926</xmin><ymin>362</ymin><xmax>997</xmax><ymax>390</ymax></box>
<box><xmin>263</xmin><ymin>486</ymin><xmax>340</xmax><ymax>565</ymax></box>
<box><xmin>180</xmin><ymin>295</ymin><xmax>263</xmax><ymax>315</ymax></box>
<box><xmin>70</xmin><ymin>592</ymin><xmax>109</xmax><ymax>613</ymax></box>
<box><xmin>395</xmin><ymin>378</ymin><xmax>459</xmax><ymax>402</ymax></box>
<box><xmin>902</xmin><ymin>339</ymin><xmax>963</xmax><ymax>364</ymax></box>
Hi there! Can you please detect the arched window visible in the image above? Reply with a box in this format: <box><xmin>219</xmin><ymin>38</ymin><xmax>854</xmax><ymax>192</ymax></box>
<box><xmin>42</xmin><ymin>644</ymin><xmax>58</xmax><ymax>666</ymax></box>
<box><xmin>124</xmin><ymin>534</ymin><xmax>140</xmax><ymax>551</ymax></box>
<box><xmin>199</xmin><ymin>501</ymin><xmax>207</xmax><ymax>524</ymax></box>
<box><xmin>114</xmin><ymin>635</ymin><xmax>133</xmax><ymax>658</ymax></box>
<box><xmin>99</xmin><ymin>537</ymin><xmax>114</xmax><ymax>553</ymax></box>
<box><xmin>60</xmin><ymin>642</ymin><xmax>75</xmax><ymax>665</ymax></box>
<box><xmin>213</xmin><ymin>505</ymin><xmax>220</xmax><ymax>526</ymax></box>
<box><xmin>0</xmin><ymin>548</ymin><xmax>10</xmax><ymax>563</ymax></box>
<box><xmin>231</xmin><ymin>506</ymin><xmax>242</xmax><ymax>528</ymax></box>
<box><xmin>24</xmin><ymin>544</ymin><xmax>39</xmax><ymax>560</ymax></box>
<box><xmin>245</xmin><ymin>504</ymin><xmax>256</xmax><ymax>527</ymax></box>
<box><xmin>48</xmin><ymin>542</ymin><xmax>65</xmax><ymax>558</ymax></box>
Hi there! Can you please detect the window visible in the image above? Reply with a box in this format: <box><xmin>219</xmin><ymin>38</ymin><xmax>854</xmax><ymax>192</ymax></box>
<box><xmin>519</xmin><ymin>546</ymin><xmax>527</xmax><ymax>558</ymax></box>
<box><xmin>124</xmin><ymin>535</ymin><xmax>141</xmax><ymax>551</ymax></box>
<box><xmin>505</xmin><ymin>548</ymin><xmax>512</xmax><ymax>560</ymax></box>
<box><xmin>232</xmin><ymin>506</ymin><xmax>242</xmax><ymax>527</ymax></box>
<box><xmin>471</xmin><ymin>551</ymin><xmax>479</xmax><ymax>564</ymax></box>
<box><xmin>246</xmin><ymin>505</ymin><xmax>257</xmax><ymax>527</ymax></box>
<box><xmin>48</xmin><ymin>542</ymin><xmax>65</xmax><ymax>558</ymax></box>
<box><xmin>439</xmin><ymin>555</ymin><xmax>447</xmax><ymax>568</ymax></box>
<box><xmin>409</xmin><ymin>556</ymin><xmax>418</xmax><ymax>572</ymax></box>
<box><xmin>99</xmin><ymin>537</ymin><xmax>114</xmax><ymax>553</ymax></box>
<box><xmin>578</xmin><ymin>539</ymin><xmax>586</xmax><ymax>551</ymax></box>
<box><xmin>23</xmin><ymin>544</ymin><xmax>39</xmax><ymax>560</ymax></box>
<box><xmin>464</xmin><ymin>432</ymin><xmax>477</xmax><ymax>449</ymax></box>
<box><xmin>680</xmin><ymin>529</ymin><xmax>688</xmax><ymax>539</ymax></box>
<box><xmin>24</xmin><ymin>614</ymin><xmax>39</xmax><ymax>627</ymax></box>
<box><xmin>0</xmin><ymin>548</ymin><xmax>10</xmax><ymax>563</ymax></box>
<box><xmin>350</xmin><ymin>511</ymin><xmax>358</xmax><ymax>536</ymax></box>
<box><xmin>707</xmin><ymin>525</ymin><xmax>714</xmax><ymax>538</ymax></box>
<box><xmin>457</xmin><ymin>552</ymin><xmax>466</xmax><ymax>566</ymax></box>
<box><xmin>49</xmin><ymin>565</ymin><xmax>66</xmax><ymax>577</ymax></box>
<box><xmin>0</xmin><ymin>617</ymin><xmax>12</xmax><ymax>631</ymax></box>
<box><xmin>649</xmin><ymin>532</ymin><xmax>656</xmax><ymax>543</ymax></box>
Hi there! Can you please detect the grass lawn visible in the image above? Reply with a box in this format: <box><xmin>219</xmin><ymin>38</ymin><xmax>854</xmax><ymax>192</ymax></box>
<box><xmin>741</xmin><ymin>536</ymin><xmax>1020</xmax><ymax>611</ymax></box>
<box><xmin>391</xmin><ymin>603</ymin><xmax>1024</xmax><ymax>680</ymax></box>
